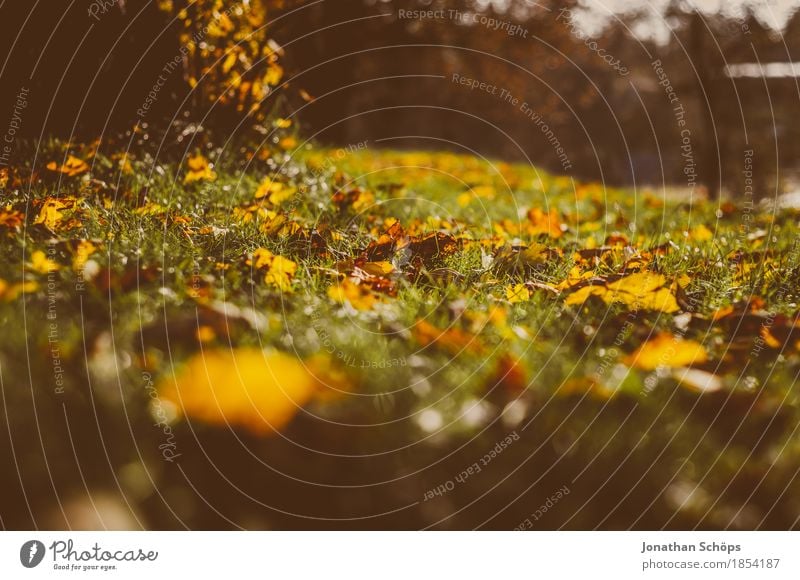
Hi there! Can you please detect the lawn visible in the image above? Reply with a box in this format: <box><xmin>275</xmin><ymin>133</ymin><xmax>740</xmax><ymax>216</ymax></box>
<box><xmin>2</xmin><ymin>128</ymin><xmax>800</xmax><ymax>529</ymax></box>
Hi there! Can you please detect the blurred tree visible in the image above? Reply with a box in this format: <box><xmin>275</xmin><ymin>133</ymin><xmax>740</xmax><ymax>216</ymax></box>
<box><xmin>155</xmin><ymin>0</ymin><xmax>292</xmax><ymax>122</ymax></box>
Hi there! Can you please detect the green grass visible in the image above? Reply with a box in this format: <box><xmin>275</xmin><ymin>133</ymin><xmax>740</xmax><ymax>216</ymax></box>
<box><xmin>2</xmin><ymin>136</ymin><xmax>800</xmax><ymax>529</ymax></box>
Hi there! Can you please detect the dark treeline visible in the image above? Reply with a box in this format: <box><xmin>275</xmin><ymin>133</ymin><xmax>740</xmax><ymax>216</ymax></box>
<box><xmin>0</xmin><ymin>0</ymin><xmax>798</xmax><ymax>196</ymax></box>
<box><xmin>278</xmin><ymin>0</ymin><xmax>800</xmax><ymax>197</ymax></box>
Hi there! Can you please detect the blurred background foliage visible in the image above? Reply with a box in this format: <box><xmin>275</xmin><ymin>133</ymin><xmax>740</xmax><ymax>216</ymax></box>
<box><xmin>0</xmin><ymin>0</ymin><xmax>799</xmax><ymax>195</ymax></box>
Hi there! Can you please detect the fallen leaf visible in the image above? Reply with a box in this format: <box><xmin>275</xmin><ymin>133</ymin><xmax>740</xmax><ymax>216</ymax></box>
<box><xmin>527</xmin><ymin>207</ymin><xmax>564</xmax><ymax>238</ymax></box>
<box><xmin>506</xmin><ymin>283</ymin><xmax>530</xmax><ymax>304</ymax></box>
<box><xmin>255</xmin><ymin>178</ymin><xmax>295</xmax><ymax>205</ymax></box>
<box><xmin>47</xmin><ymin>155</ymin><xmax>89</xmax><ymax>176</ymax></box>
<box><xmin>360</xmin><ymin>261</ymin><xmax>394</xmax><ymax>277</ymax></box>
<box><xmin>158</xmin><ymin>349</ymin><xmax>318</xmax><ymax>435</ymax></box>
<box><xmin>0</xmin><ymin>206</ymin><xmax>24</xmax><ymax>230</ymax></box>
<box><xmin>29</xmin><ymin>250</ymin><xmax>59</xmax><ymax>274</ymax></box>
<box><xmin>565</xmin><ymin>271</ymin><xmax>681</xmax><ymax>313</ymax></box>
<box><xmin>625</xmin><ymin>333</ymin><xmax>708</xmax><ymax>371</ymax></box>
<box><xmin>413</xmin><ymin>320</ymin><xmax>482</xmax><ymax>355</ymax></box>
<box><xmin>33</xmin><ymin>198</ymin><xmax>74</xmax><ymax>231</ymax></box>
<box><xmin>328</xmin><ymin>278</ymin><xmax>378</xmax><ymax>310</ymax></box>
<box><xmin>72</xmin><ymin>240</ymin><xmax>97</xmax><ymax>271</ymax></box>
<box><xmin>247</xmin><ymin>248</ymin><xmax>297</xmax><ymax>292</ymax></box>
<box><xmin>184</xmin><ymin>153</ymin><xmax>217</xmax><ymax>184</ymax></box>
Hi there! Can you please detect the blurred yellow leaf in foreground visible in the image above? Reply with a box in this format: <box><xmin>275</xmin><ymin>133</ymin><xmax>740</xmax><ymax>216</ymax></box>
<box><xmin>625</xmin><ymin>333</ymin><xmax>708</xmax><ymax>371</ymax></box>
<box><xmin>159</xmin><ymin>349</ymin><xmax>319</xmax><ymax>435</ymax></box>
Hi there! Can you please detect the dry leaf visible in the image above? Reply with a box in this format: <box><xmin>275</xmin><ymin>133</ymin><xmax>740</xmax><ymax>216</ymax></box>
<box><xmin>184</xmin><ymin>153</ymin><xmax>217</xmax><ymax>184</ymax></box>
<box><xmin>413</xmin><ymin>320</ymin><xmax>482</xmax><ymax>355</ymax></box>
<box><xmin>47</xmin><ymin>155</ymin><xmax>89</xmax><ymax>176</ymax></box>
<box><xmin>565</xmin><ymin>271</ymin><xmax>681</xmax><ymax>313</ymax></box>
<box><xmin>33</xmin><ymin>198</ymin><xmax>74</xmax><ymax>231</ymax></box>
<box><xmin>625</xmin><ymin>333</ymin><xmax>708</xmax><ymax>371</ymax></box>
<box><xmin>506</xmin><ymin>283</ymin><xmax>530</xmax><ymax>304</ymax></box>
<box><xmin>158</xmin><ymin>349</ymin><xmax>317</xmax><ymax>435</ymax></box>
<box><xmin>28</xmin><ymin>250</ymin><xmax>59</xmax><ymax>274</ymax></box>
<box><xmin>328</xmin><ymin>279</ymin><xmax>378</xmax><ymax>310</ymax></box>
<box><xmin>248</xmin><ymin>248</ymin><xmax>297</xmax><ymax>292</ymax></box>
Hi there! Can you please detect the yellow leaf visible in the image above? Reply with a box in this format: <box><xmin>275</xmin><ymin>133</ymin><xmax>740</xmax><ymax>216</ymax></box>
<box><xmin>506</xmin><ymin>283</ymin><xmax>530</xmax><ymax>304</ymax></box>
<box><xmin>29</xmin><ymin>250</ymin><xmax>59</xmax><ymax>274</ymax></box>
<box><xmin>625</xmin><ymin>333</ymin><xmax>708</xmax><ymax>371</ymax></box>
<box><xmin>46</xmin><ymin>155</ymin><xmax>89</xmax><ymax>176</ymax></box>
<box><xmin>158</xmin><ymin>349</ymin><xmax>317</xmax><ymax>435</ymax></box>
<box><xmin>33</xmin><ymin>198</ymin><xmax>72</xmax><ymax>230</ymax></box>
<box><xmin>328</xmin><ymin>279</ymin><xmax>377</xmax><ymax>310</ymax></box>
<box><xmin>72</xmin><ymin>240</ymin><xmax>97</xmax><ymax>271</ymax></box>
<box><xmin>265</xmin><ymin>255</ymin><xmax>297</xmax><ymax>293</ymax></box>
<box><xmin>2</xmin><ymin>280</ymin><xmax>38</xmax><ymax>301</ymax></box>
<box><xmin>563</xmin><ymin>285</ymin><xmax>606</xmax><ymax>306</ymax></box>
<box><xmin>556</xmin><ymin>265</ymin><xmax>595</xmax><ymax>290</ymax></box>
<box><xmin>221</xmin><ymin>51</ymin><xmax>238</xmax><ymax>74</ymax></box>
<box><xmin>527</xmin><ymin>207</ymin><xmax>563</xmax><ymax>238</ymax></box>
<box><xmin>248</xmin><ymin>248</ymin><xmax>296</xmax><ymax>292</ymax></box>
<box><xmin>184</xmin><ymin>153</ymin><xmax>217</xmax><ymax>184</ymax></box>
<box><xmin>254</xmin><ymin>178</ymin><xmax>295</xmax><ymax>205</ymax></box>
<box><xmin>248</xmin><ymin>248</ymin><xmax>273</xmax><ymax>269</ymax></box>
<box><xmin>564</xmin><ymin>271</ymin><xmax>681</xmax><ymax>313</ymax></box>
<box><xmin>605</xmin><ymin>271</ymin><xmax>665</xmax><ymax>295</ymax></box>
<box><xmin>691</xmin><ymin>224</ymin><xmax>714</xmax><ymax>241</ymax></box>
<box><xmin>360</xmin><ymin>261</ymin><xmax>394</xmax><ymax>276</ymax></box>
